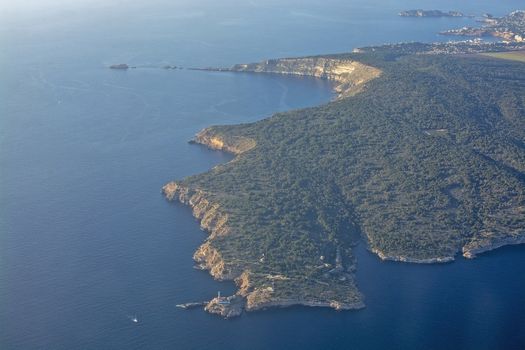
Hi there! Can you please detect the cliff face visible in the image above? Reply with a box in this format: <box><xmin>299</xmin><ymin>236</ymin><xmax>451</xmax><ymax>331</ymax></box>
<box><xmin>162</xmin><ymin>182</ymin><xmax>238</xmax><ymax>280</ymax></box>
<box><xmin>231</xmin><ymin>57</ymin><xmax>382</xmax><ymax>98</ymax></box>
<box><xmin>163</xmin><ymin>182</ymin><xmax>230</xmax><ymax>238</ymax></box>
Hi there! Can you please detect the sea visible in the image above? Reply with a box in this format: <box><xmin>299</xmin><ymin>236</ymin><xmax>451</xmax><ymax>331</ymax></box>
<box><xmin>1</xmin><ymin>1</ymin><xmax>524</xmax><ymax>349</ymax></box>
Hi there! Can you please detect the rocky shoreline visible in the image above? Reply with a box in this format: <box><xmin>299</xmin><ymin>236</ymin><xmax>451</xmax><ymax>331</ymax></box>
<box><xmin>179</xmin><ymin>293</ymin><xmax>365</xmax><ymax>319</ymax></box>
<box><xmin>370</xmin><ymin>248</ymin><xmax>455</xmax><ymax>264</ymax></box>
<box><xmin>369</xmin><ymin>234</ymin><xmax>525</xmax><ymax>263</ymax></box>
<box><xmin>462</xmin><ymin>234</ymin><xmax>525</xmax><ymax>258</ymax></box>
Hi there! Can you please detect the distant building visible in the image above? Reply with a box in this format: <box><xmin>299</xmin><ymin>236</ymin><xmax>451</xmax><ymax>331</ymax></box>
<box><xmin>217</xmin><ymin>291</ymin><xmax>230</xmax><ymax>305</ymax></box>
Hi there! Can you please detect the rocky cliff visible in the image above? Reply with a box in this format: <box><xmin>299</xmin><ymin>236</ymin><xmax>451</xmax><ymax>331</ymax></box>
<box><xmin>162</xmin><ymin>182</ymin><xmax>239</xmax><ymax>280</ymax></box>
<box><xmin>192</xmin><ymin>127</ymin><xmax>256</xmax><ymax>155</ymax></box>
<box><xmin>230</xmin><ymin>57</ymin><xmax>381</xmax><ymax>98</ymax></box>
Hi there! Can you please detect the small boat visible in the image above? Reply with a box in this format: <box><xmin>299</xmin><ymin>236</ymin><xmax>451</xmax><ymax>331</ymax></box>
<box><xmin>131</xmin><ymin>315</ymin><xmax>138</xmax><ymax>323</ymax></box>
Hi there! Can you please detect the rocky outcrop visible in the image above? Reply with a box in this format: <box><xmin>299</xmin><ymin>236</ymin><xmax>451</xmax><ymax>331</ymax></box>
<box><xmin>192</xmin><ymin>128</ymin><xmax>256</xmax><ymax>155</ymax></box>
<box><xmin>229</xmin><ymin>57</ymin><xmax>382</xmax><ymax>98</ymax></box>
<box><xmin>193</xmin><ymin>242</ymin><xmax>240</xmax><ymax>280</ymax></box>
<box><xmin>204</xmin><ymin>295</ymin><xmax>245</xmax><ymax>318</ymax></box>
<box><xmin>462</xmin><ymin>233</ymin><xmax>525</xmax><ymax>258</ymax></box>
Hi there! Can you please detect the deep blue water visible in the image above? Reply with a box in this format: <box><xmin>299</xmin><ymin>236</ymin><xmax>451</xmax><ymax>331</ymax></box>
<box><xmin>1</xmin><ymin>1</ymin><xmax>524</xmax><ymax>349</ymax></box>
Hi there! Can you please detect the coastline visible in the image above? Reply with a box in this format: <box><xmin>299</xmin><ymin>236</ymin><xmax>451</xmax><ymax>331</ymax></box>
<box><xmin>194</xmin><ymin>57</ymin><xmax>382</xmax><ymax>99</ymax></box>
<box><xmin>163</xmin><ymin>41</ymin><xmax>525</xmax><ymax>317</ymax></box>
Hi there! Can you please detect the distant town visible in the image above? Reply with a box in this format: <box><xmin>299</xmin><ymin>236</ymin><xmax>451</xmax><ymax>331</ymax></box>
<box><xmin>440</xmin><ymin>10</ymin><xmax>525</xmax><ymax>42</ymax></box>
<box><xmin>399</xmin><ymin>9</ymin><xmax>468</xmax><ymax>18</ymax></box>
<box><xmin>353</xmin><ymin>40</ymin><xmax>525</xmax><ymax>56</ymax></box>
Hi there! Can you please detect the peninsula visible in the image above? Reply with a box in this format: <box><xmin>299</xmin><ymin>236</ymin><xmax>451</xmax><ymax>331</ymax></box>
<box><xmin>164</xmin><ymin>11</ymin><xmax>525</xmax><ymax>318</ymax></box>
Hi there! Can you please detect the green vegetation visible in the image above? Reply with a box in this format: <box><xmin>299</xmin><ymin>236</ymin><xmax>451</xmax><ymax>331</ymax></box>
<box><xmin>482</xmin><ymin>51</ymin><xmax>525</xmax><ymax>62</ymax></box>
<box><xmin>167</xmin><ymin>49</ymin><xmax>525</xmax><ymax>308</ymax></box>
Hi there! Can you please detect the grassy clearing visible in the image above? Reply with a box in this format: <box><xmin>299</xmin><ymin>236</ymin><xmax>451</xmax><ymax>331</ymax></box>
<box><xmin>482</xmin><ymin>51</ymin><xmax>525</xmax><ymax>63</ymax></box>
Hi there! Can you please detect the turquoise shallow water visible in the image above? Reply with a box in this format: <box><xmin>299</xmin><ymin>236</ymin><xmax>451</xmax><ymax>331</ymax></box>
<box><xmin>1</xmin><ymin>1</ymin><xmax>525</xmax><ymax>349</ymax></box>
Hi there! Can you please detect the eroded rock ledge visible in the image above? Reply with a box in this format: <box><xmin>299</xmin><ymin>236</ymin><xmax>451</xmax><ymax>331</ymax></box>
<box><xmin>229</xmin><ymin>57</ymin><xmax>382</xmax><ymax>98</ymax></box>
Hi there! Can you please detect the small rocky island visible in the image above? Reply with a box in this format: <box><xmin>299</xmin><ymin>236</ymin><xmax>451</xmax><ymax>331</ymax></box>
<box><xmin>166</xmin><ymin>10</ymin><xmax>525</xmax><ymax>318</ymax></box>
<box><xmin>109</xmin><ymin>63</ymin><xmax>129</xmax><ymax>69</ymax></box>
<box><xmin>399</xmin><ymin>9</ymin><xmax>466</xmax><ymax>18</ymax></box>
